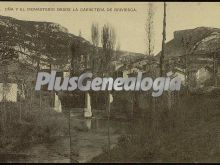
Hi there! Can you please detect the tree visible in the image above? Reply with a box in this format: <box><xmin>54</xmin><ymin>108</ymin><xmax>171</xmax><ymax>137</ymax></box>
<box><xmin>101</xmin><ymin>24</ymin><xmax>116</xmax><ymax>73</ymax></box>
<box><xmin>115</xmin><ymin>41</ymin><xmax>120</xmax><ymax>61</ymax></box>
<box><xmin>101</xmin><ymin>24</ymin><xmax>116</xmax><ymax>161</ymax></box>
<box><xmin>91</xmin><ymin>23</ymin><xmax>100</xmax><ymax>47</ymax></box>
<box><xmin>160</xmin><ymin>2</ymin><xmax>167</xmax><ymax>76</ymax></box>
<box><xmin>0</xmin><ymin>27</ymin><xmax>18</xmax><ymax>133</ymax></box>
<box><xmin>91</xmin><ymin>22</ymin><xmax>100</xmax><ymax>73</ymax></box>
<box><xmin>146</xmin><ymin>2</ymin><xmax>155</xmax><ymax>56</ymax></box>
<box><xmin>181</xmin><ymin>35</ymin><xmax>193</xmax><ymax>95</ymax></box>
<box><xmin>213</xmin><ymin>52</ymin><xmax>218</xmax><ymax>87</ymax></box>
<box><xmin>70</xmin><ymin>40</ymin><xmax>81</xmax><ymax>76</ymax></box>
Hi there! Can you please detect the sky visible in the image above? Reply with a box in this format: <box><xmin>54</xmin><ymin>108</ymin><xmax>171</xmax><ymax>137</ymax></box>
<box><xmin>0</xmin><ymin>2</ymin><xmax>220</xmax><ymax>55</ymax></box>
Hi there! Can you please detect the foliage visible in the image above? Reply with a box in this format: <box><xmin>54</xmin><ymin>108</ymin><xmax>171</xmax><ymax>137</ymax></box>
<box><xmin>92</xmin><ymin>94</ymin><xmax>220</xmax><ymax>162</ymax></box>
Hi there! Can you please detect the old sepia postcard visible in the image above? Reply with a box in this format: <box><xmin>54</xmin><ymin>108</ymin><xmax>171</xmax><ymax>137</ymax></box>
<box><xmin>0</xmin><ymin>1</ymin><xmax>219</xmax><ymax>163</ymax></box>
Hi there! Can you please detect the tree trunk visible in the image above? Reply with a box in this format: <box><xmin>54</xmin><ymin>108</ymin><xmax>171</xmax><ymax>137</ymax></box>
<box><xmin>68</xmin><ymin>108</ymin><xmax>72</xmax><ymax>162</ymax></box>
<box><xmin>106</xmin><ymin>91</ymin><xmax>111</xmax><ymax>161</ymax></box>
<box><xmin>160</xmin><ymin>2</ymin><xmax>166</xmax><ymax>76</ymax></box>
<box><xmin>19</xmin><ymin>100</ymin><xmax>22</xmax><ymax>122</ymax></box>
<box><xmin>39</xmin><ymin>91</ymin><xmax>42</xmax><ymax>110</ymax></box>
<box><xmin>213</xmin><ymin>53</ymin><xmax>218</xmax><ymax>87</ymax></box>
<box><xmin>1</xmin><ymin>102</ymin><xmax>5</xmax><ymax>135</ymax></box>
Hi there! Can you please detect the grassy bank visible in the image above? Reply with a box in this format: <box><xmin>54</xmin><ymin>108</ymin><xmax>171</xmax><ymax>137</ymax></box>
<box><xmin>92</xmin><ymin>94</ymin><xmax>220</xmax><ymax>163</ymax></box>
<box><xmin>0</xmin><ymin>98</ymin><xmax>68</xmax><ymax>153</ymax></box>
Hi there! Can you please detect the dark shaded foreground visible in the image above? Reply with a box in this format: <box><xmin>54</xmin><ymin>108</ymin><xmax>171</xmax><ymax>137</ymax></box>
<box><xmin>92</xmin><ymin>94</ymin><xmax>220</xmax><ymax>163</ymax></box>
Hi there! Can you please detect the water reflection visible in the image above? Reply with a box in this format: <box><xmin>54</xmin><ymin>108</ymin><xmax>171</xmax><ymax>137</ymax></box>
<box><xmin>3</xmin><ymin>109</ymin><xmax>128</xmax><ymax>163</ymax></box>
<box><xmin>85</xmin><ymin>118</ymin><xmax>92</xmax><ymax>130</ymax></box>
<box><xmin>72</xmin><ymin>115</ymin><xmax>124</xmax><ymax>163</ymax></box>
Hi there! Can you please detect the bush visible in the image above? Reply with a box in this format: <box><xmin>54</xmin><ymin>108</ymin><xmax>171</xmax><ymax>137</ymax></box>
<box><xmin>0</xmin><ymin>99</ymin><xmax>68</xmax><ymax>153</ymax></box>
<box><xmin>92</xmin><ymin>94</ymin><xmax>220</xmax><ymax>162</ymax></box>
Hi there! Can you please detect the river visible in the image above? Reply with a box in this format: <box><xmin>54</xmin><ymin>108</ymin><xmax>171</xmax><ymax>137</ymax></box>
<box><xmin>3</xmin><ymin>109</ymin><xmax>129</xmax><ymax>163</ymax></box>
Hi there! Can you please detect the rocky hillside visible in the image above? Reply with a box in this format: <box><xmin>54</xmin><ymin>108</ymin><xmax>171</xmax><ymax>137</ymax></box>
<box><xmin>156</xmin><ymin>27</ymin><xmax>220</xmax><ymax>59</ymax></box>
<box><xmin>156</xmin><ymin>27</ymin><xmax>220</xmax><ymax>73</ymax></box>
<box><xmin>0</xmin><ymin>15</ymin><xmax>145</xmax><ymax>73</ymax></box>
<box><xmin>0</xmin><ymin>15</ymin><xmax>92</xmax><ymax>69</ymax></box>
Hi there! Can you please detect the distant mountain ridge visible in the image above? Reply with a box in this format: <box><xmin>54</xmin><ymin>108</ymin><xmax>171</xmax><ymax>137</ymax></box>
<box><xmin>156</xmin><ymin>27</ymin><xmax>220</xmax><ymax>59</ymax></box>
<box><xmin>0</xmin><ymin>15</ymin><xmax>145</xmax><ymax>71</ymax></box>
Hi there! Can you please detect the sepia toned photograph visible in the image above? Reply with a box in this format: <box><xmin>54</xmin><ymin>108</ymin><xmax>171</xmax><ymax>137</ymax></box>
<box><xmin>0</xmin><ymin>1</ymin><xmax>219</xmax><ymax>163</ymax></box>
